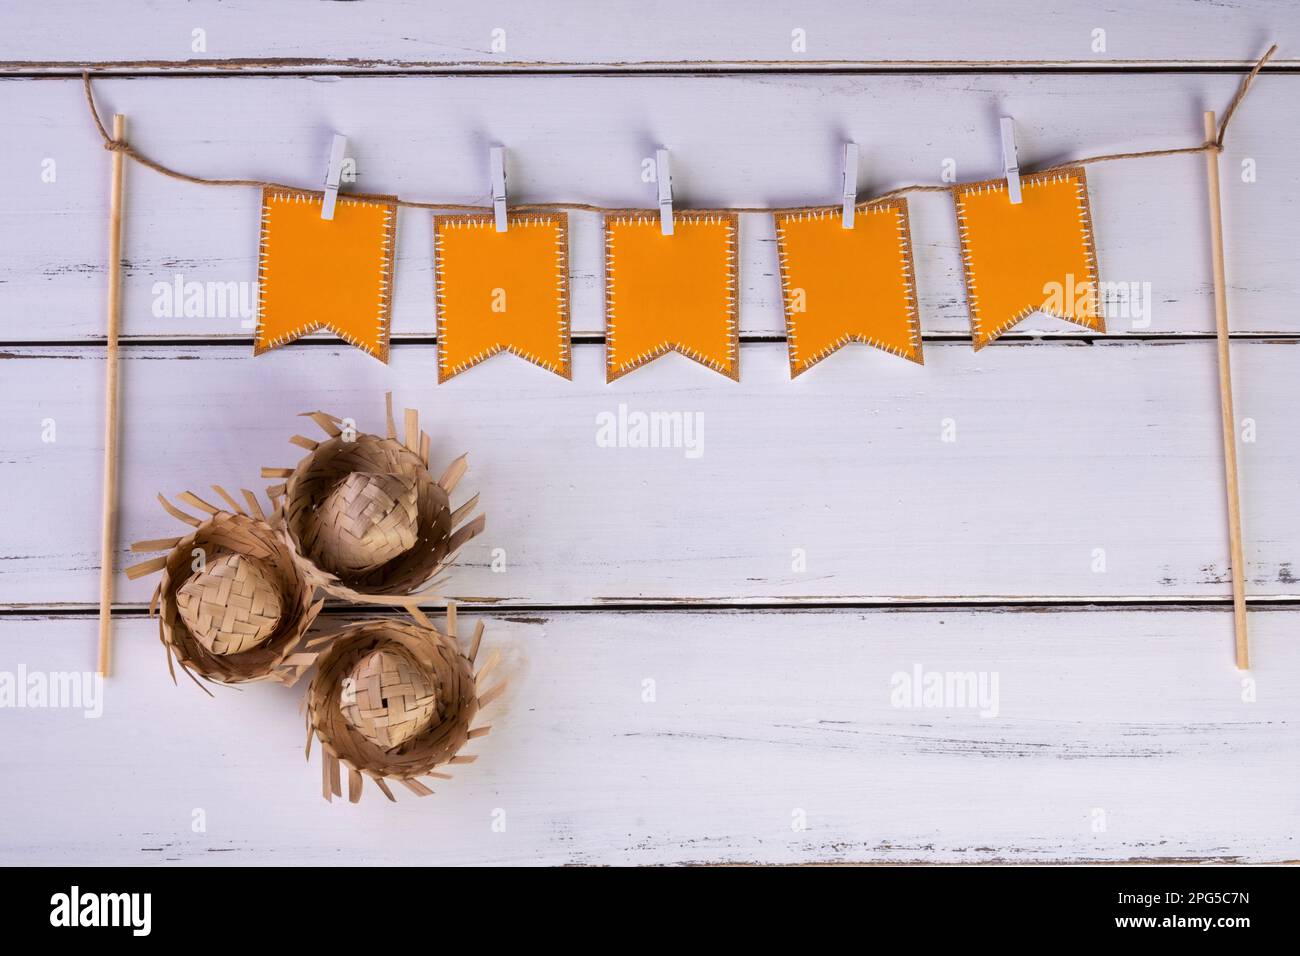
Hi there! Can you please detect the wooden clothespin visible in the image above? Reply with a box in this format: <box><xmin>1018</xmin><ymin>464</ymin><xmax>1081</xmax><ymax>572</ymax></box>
<box><xmin>490</xmin><ymin>146</ymin><xmax>508</xmax><ymax>232</ymax></box>
<box><xmin>655</xmin><ymin>148</ymin><xmax>674</xmax><ymax>236</ymax></box>
<box><xmin>999</xmin><ymin>117</ymin><xmax>1022</xmax><ymax>204</ymax></box>
<box><xmin>321</xmin><ymin>133</ymin><xmax>348</xmax><ymax>220</ymax></box>
<box><xmin>841</xmin><ymin>142</ymin><xmax>859</xmax><ymax>229</ymax></box>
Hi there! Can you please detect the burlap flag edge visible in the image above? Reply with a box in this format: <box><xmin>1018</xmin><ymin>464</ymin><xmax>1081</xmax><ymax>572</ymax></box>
<box><xmin>603</xmin><ymin>210</ymin><xmax>741</xmax><ymax>383</ymax></box>
<box><xmin>953</xmin><ymin>166</ymin><xmax>1104</xmax><ymax>350</ymax></box>
<box><xmin>253</xmin><ymin>187</ymin><xmax>399</xmax><ymax>362</ymax></box>
<box><xmin>774</xmin><ymin>198</ymin><xmax>923</xmax><ymax>376</ymax></box>
<box><xmin>432</xmin><ymin>212</ymin><xmax>572</xmax><ymax>383</ymax></box>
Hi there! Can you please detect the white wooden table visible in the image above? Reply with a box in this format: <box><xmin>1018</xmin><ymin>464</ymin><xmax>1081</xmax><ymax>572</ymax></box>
<box><xmin>0</xmin><ymin>1</ymin><xmax>1296</xmax><ymax>865</ymax></box>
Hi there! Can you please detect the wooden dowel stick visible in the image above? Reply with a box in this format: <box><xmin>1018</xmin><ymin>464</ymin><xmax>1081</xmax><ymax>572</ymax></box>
<box><xmin>97</xmin><ymin>113</ymin><xmax>127</xmax><ymax>677</ymax></box>
<box><xmin>1202</xmin><ymin>111</ymin><xmax>1250</xmax><ymax>670</ymax></box>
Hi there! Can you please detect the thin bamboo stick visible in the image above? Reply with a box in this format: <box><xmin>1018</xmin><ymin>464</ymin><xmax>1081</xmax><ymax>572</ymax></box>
<box><xmin>1202</xmin><ymin>110</ymin><xmax>1249</xmax><ymax>670</ymax></box>
<box><xmin>97</xmin><ymin>114</ymin><xmax>126</xmax><ymax>676</ymax></box>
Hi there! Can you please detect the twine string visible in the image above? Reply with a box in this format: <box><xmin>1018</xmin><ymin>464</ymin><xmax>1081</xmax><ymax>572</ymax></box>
<box><xmin>83</xmin><ymin>44</ymin><xmax>1276</xmax><ymax>213</ymax></box>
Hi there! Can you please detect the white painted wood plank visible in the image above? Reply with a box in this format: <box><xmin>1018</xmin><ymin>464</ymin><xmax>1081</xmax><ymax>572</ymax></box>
<box><xmin>2</xmin><ymin>341</ymin><xmax>1295</xmax><ymax>606</ymax></box>
<box><xmin>0</xmin><ymin>0</ymin><xmax>1292</xmax><ymax>69</ymax></box>
<box><xmin>2</xmin><ymin>72</ymin><xmax>1294</xmax><ymax>340</ymax></box>
<box><xmin>0</xmin><ymin>608</ymin><xmax>1292</xmax><ymax>865</ymax></box>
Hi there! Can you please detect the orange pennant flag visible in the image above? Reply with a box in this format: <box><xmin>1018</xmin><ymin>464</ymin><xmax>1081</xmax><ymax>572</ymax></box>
<box><xmin>253</xmin><ymin>187</ymin><xmax>397</xmax><ymax>361</ymax></box>
<box><xmin>953</xmin><ymin>166</ymin><xmax>1103</xmax><ymax>348</ymax></box>
<box><xmin>433</xmin><ymin>213</ymin><xmax>571</xmax><ymax>381</ymax></box>
<box><xmin>604</xmin><ymin>212</ymin><xmax>739</xmax><ymax>382</ymax></box>
<box><xmin>775</xmin><ymin>200</ymin><xmax>922</xmax><ymax>375</ymax></box>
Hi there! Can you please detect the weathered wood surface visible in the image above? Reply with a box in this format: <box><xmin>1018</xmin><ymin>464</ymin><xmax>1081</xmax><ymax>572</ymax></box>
<box><xmin>0</xmin><ymin>608</ymin><xmax>1291</xmax><ymax>865</ymax></box>
<box><xmin>1</xmin><ymin>341</ymin><xmax>1294</xmax><ymax>608</ymax></box>
<box><xmin>0</xmin><ymin>1</ymin><xmax>1292</xmax><ymax>69</ymax></box>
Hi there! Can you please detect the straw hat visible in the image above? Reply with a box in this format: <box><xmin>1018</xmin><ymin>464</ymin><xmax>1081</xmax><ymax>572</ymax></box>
<box><xmin>263</xmin><ymin>396</ymin><xmax>484</xmax><ymax>604</ymax></box>
<box><xmin>305</xmin><ymin>604</ymin><xmax>504</xmax><ymax>803</ymax></box>
<box><xmin>126</xmin><ymin>487</ymin><xmax>322</xmax><ymax>688</ymax></box>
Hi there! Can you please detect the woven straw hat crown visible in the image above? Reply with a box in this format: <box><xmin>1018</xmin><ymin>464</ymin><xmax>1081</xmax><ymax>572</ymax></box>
<box><xmin>314</xmin><ymin>471</ymin><xmax>420</xmax><ymax>575</ymax></box>
<box><xmin>176</xmin><ymin>552</ymin><xmax>283</xmax><ymax>655</ymax></box>
<box><xmin>341</xmin><ymin>647</ymin><xmax>440</xmax><ymax>749</ymax></box>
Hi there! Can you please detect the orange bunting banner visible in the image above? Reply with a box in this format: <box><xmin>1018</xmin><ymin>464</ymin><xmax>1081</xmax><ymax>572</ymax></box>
<box><xmin>245</xmin><ymin>173</ymin><xmax>1108</xmax><ymax>374</ymax></box>
<box><xmin>254</xmin><ymin>188</ymin><xmax>397</xmax><ymax>361</ymax></box>
<box><xmin>775</xmin><ymin>200</ymin><xmax>922</xmax><ymax>375</ymax></box>
<box><xmin>953</xmin><ymin>166</ymin><xmax>1103</xmax><ymax>348</ymax></box>
<box><xmin>604</xmin><ymin>212</ymin><xmax>739</xmax><ymax>382</ymax></box>
<box><xmin>433</xmin><ymin>213</ymin><xmax>571</xmax><ymax>381</ymax></box>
